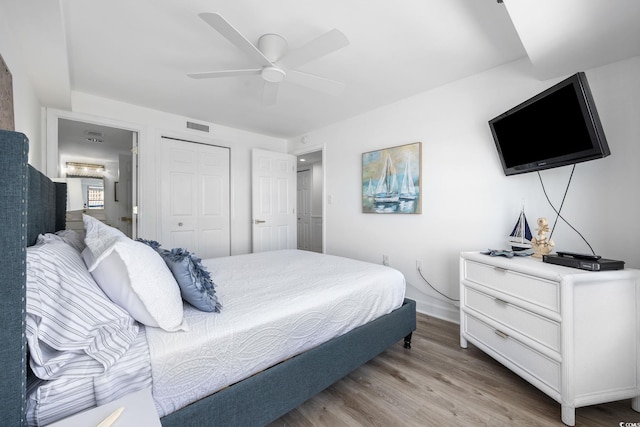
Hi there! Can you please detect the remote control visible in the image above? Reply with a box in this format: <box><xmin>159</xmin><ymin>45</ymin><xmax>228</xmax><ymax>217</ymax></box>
<box><xmin>556</xmin><ymin>251</ymin><xmax>601</xmax><ymax>260</ymax></box>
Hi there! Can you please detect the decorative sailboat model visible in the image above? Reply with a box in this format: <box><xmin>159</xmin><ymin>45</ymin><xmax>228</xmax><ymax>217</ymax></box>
<box><xmin>508</xmin><ymin>206</ymin><xmax>533</xmax><ymax>251</ymax></box>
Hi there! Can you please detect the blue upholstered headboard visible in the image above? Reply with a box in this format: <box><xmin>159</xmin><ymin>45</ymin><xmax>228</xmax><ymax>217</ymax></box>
<box><xmin>0</xmin><ymin>130</ymin><xmax>66</xmax><ymax>426</ymax></box>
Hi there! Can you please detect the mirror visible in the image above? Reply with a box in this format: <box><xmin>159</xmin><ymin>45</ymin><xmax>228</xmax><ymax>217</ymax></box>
<box><xmin>66</xmin><ymin>177</ymin><xmax>104</xmax><ymax>210</ymax></box>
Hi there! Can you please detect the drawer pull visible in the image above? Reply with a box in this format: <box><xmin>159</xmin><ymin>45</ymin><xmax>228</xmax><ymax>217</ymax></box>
<box><xmin>494</xmin><ymin>298</ymin><xmax>508</xmax><ymax>305</ymax></box>
<box><xmin>494</xmin><ymin>330</ymin><xmax>509</xmax><ymax>339</ymax></box>
<box><xmin>493</xmin><ymin>267</ymin><xmax>508</xmax><ymax>273</ymax></box>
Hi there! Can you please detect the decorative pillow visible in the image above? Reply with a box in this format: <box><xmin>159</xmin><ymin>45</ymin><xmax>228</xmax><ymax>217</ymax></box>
<box><xmin>136</xmin><ymin>238</ymin><xmax>161</xmax><ymax>251</ymax></box>
<box><xmin>37</xmin><ymin>229</ymin><xmax>86</xmax><ymax>253</ymax></box>
<box><xmin>160</xmin><ymin>247</ymin><xmax>221</xmax><ymax>313</ymax></box>
<box><xmin>82</xmin><ymin>221</ymin><xmax>188</xmax><ymax>332</ymax></box>
<box><xmin>26</xmin><ymin>240</ymin><xmax>138</xmax><ymax>380</ymax></box>
<box><xmin>137</xmin><ymin>239</ymin><xmax>221</xmax><ymax>312</ymax></box>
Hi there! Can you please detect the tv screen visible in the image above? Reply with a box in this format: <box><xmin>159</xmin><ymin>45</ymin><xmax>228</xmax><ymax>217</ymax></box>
<box><xmin>489</xmin><ymin>72</ymin><xmax>610</xmax><ymax>176</ymax></box>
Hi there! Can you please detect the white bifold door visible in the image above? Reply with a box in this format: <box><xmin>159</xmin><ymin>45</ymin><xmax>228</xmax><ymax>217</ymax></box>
<box><xmin>160</xmin><ymin>137</ymin><xmax>230</xmax><ymax>258</ymax></box>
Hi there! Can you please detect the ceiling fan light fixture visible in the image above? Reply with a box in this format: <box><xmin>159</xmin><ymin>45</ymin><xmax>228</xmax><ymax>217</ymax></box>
<box><xmin>261</xmin><ymin>66</ymin><xmax>286</xmax><ymax>83</ymax></box>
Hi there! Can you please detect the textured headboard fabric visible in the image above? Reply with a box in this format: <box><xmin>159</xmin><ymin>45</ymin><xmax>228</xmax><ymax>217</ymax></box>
<box><xmin>0</xmin><ymin>129</ymin><xmax>66</xmax><ymax>426</ymax></box>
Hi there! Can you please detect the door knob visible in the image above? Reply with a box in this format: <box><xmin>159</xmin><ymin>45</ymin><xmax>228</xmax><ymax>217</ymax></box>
<box><xmin>178</xmin><ymin>222</ymin><xmax>183</xmax><ymax>227</ymax></box>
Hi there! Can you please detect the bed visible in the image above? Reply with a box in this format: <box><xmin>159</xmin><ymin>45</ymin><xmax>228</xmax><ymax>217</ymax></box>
<box><xmin>0</xmin><ymin>129</ymin><xmax>417</xmax><ymax>426</ymax></box>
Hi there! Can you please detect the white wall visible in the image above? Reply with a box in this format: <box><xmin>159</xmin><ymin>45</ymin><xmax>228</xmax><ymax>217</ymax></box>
<box><xmin>69</xmin><ymin>92</ymin><xmax>288</xmax><ymax>255</ymax></box>
<box><xmin>289</xmin><ymin>56</ymin><xmax>640</xmax><ymax>322</ymax></box>
<box><xmin>0</xmin><ymin>2</ymin><xmax>44</xmax><ymax>168</ymax></box>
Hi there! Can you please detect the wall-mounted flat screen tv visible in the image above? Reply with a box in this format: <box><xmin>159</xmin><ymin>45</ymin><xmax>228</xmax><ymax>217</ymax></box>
<box><xmin>489</xmin><ymin>72</ymin><xmax>610</xmax><ymax>176</ymax></box>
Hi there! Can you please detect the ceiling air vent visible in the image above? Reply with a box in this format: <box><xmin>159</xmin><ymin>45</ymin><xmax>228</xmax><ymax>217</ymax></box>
<box><xmin>84</xmin><ymin>130</ymin><xmax>104</xmax><ymax>143</ymax></box>
<box><xmin>186</xmin><ymin>121</ymin><xmax>210</xmax><ymax>132</ymax></box>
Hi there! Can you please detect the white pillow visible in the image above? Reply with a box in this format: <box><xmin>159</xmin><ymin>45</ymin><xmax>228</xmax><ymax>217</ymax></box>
<box><xmin>82</xmin><ymin>217</ymin><xmax>188</xmax><ymax>332</ymax></box>
<box><xmin>82</xmin><ymin>214</ymin><xmax>126</xmax><ymax>269</ymax></box>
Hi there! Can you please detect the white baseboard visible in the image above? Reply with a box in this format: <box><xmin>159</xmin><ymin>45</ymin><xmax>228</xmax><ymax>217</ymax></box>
<box><xmin>413</xmin><ymin>296</ymin><xmax>459</xmax><ymax>324</ymax></box>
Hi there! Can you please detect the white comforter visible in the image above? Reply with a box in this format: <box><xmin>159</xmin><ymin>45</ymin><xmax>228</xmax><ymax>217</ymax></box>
<box><xmin>147</xmin><ymin>249</ymin><xmax>406</xmax><ymax>417</ymax></box>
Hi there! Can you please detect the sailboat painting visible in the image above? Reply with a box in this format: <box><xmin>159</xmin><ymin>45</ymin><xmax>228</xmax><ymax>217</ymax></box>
<box><xmin>362</xmin><ymin>142</ymin><xmax>421</xmax><ymax>214</ymax></box>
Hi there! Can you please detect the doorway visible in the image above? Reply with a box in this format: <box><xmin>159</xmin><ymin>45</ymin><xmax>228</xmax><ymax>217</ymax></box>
<box><xmin>47</xmin><ymin>109</ymin><xmax>139</xmax><ymax>238</ymax></box>
<box><xmin>251</xmin><ymin>149</ymin><xmax>297</xmax><ymax>252</ymax></box>
<box><xmin>296</xmin><ymin>150</ymin><xmax>323</xmax><ymax>253</ymax></box>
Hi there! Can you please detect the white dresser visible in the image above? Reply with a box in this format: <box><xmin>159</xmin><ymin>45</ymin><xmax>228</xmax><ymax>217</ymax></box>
<box><xmin>459</xmin><ymin>251</ymin><xmax>640</xmax><ymax>426</ymax></box>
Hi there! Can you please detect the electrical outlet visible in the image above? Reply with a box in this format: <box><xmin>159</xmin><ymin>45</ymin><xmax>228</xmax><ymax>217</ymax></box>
<box><xmin>383</xmin><ymin>255</ymin><xmax>389</xmax><ymax>266</ymax></box>
<box><xmin>416</xmin><ymin>259</ymin><xmax>423</xmax><ymax>270</ymax></box>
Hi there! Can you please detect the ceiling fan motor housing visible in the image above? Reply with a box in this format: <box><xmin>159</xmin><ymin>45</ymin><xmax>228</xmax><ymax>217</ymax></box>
<box><xmin>258</xmin><ymin>33</ymin><xmax>287</xmax><ymax>62</ymax></box>
<box><xmin>258</xmin><ymin>34</ymin><xmax>287</xmax><ymax>82</ymax></box>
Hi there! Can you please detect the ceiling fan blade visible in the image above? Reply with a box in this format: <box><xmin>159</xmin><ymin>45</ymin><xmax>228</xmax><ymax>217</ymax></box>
<box><xmin>198</xmin><ymin>13</ymin><xmax>272</xmax><ymax>67</ymax></box>
<box><xmin>279</xmin><ymin>29</ymin><xmax>349</xmax><ymax>69</ymax></box>
<box><xmin>187</xmin><ymin>69</ymin><xmax>261</xmax><ymax>79</ymax></box>
<box><xmin>262</xmin><ymin>81</ymin><xmax>279</xmax><ymax>106</ymax></box>
<box><xmin>286</xmin><ymin>70</ymin><xmax>346</xmax><ymax>96</ymax></box>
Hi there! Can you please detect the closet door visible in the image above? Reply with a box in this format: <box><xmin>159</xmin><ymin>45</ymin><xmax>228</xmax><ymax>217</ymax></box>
<box><xmin>160</xmin><ymin>137</ymin><xmax>230</xmax><ymax>258</ymax></box>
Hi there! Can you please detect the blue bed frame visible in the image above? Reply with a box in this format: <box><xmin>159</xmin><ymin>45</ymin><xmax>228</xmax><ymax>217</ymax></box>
<box><xmin>0</xmin><ymin>129</ymin><xmax>417</xmax><ymax>426</ymax></box>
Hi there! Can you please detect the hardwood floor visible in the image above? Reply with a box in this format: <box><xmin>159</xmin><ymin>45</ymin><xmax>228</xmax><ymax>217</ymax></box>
<box><xmin>268</xmin><ymin>313</ymin><xmax>638</xmax><ymax>427</ymax></box>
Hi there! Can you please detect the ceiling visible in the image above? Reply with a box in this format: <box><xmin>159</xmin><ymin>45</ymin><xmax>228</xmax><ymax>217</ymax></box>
<box><xmin>3</xmin><ymin>1</ymin><xmax>640</xmax><ymax>139</ymax></box>
<box><xmin>58</xmin><ymin>119</ymin><xmax>133</xmax><ymax>163</ymax></box>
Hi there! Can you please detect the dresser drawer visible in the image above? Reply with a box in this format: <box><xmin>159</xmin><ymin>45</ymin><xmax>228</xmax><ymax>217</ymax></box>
<box><xmin>463</xmin><ymin>314</ymin><xmax>560</xmax><ymax>393</ymax></box>
<box><xmin>464</xmin><ymin>260</ymin><xmax>559</xmax><ymax>313</ymax></box>
<box><xmin>464</xmin><ymin>287</ymin><xmax>561</xmax><ymax>352</ymax></box>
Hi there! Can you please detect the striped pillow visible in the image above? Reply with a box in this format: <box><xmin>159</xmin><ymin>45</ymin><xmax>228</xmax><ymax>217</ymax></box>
<box><xmin>36</xmin><ymin>229</ymin><xmax>86</xmax><ymax>253</ymax></box>
<box><xmin>26</xmin><ymin>240</ymin><xmax>139</xmax><ymax>380</ymax></box>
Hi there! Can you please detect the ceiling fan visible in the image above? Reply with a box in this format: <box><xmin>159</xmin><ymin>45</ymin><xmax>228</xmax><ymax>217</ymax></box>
<box><xmin>188</xmin><ymin>13</ymin><xmax>350</xmax><ymax>105</ymax></box>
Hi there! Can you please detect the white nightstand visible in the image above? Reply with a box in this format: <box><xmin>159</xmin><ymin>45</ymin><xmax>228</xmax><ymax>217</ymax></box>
<box><xmin>46</xmin><ymin>388</ymin><xmax>161</xmax><ymax>427</ymax></box>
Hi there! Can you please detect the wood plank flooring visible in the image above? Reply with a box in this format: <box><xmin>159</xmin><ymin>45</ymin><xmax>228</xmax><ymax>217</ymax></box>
<box><xmin>268</xmin><ymin>313</ymin><xmax>638</xmax><ymax>427</ymax></box>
